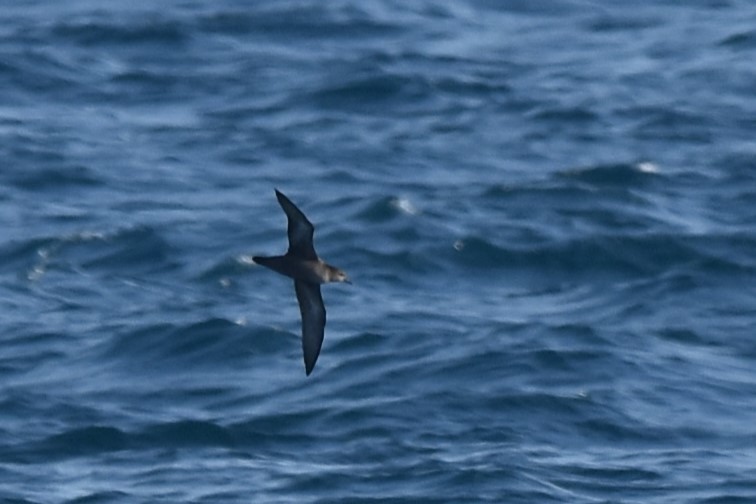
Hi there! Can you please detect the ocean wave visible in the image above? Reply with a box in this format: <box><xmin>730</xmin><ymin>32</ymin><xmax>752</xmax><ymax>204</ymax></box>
<box><xmin>13</xmin><ymin>419</ymin><xmax>237</xmax><ymax>462</ymax></box>
<box><xmin>198</xmin><ymin>4</ymin><xmax>403</xmax><ymax>39</ymax></box>
<box><xmin>720</xmin><ymin>29</ymin><xmax>756</xmax><ymax>50</ymax></box>
<box><xmin>37</xmin><ymin>425</ymin><xmax>128</xmax><ymax>456</ymax></box>
<box><xmin>555</xmin><ymin>162</ymin><xmax>661</xmax><ymax>187</ymax></box>
<box><xmin>447</xmin><ymin>228</ymin><xmax>756</xmax><ymax>279</ymax></box>
<box><xmin>0</xmin><ymin>226</ymin><xmax>178</xmax><ymax>280</ymax></box>
<box><xmin>2</xmin><ymin>164</ymin><xmax>102</xmax><ymax>191</ymax></box>
<box><xmin>356</xmin><ymin>195</ymin><xmax>419</xmax><ymax>223</ymax></box>
<box><xmin>66</xmin><ymin>490</ymin><xmax>130</xmax><ymax>504</ymax></box>
<box><xmin>51</xmin><ymin>16</ymin><xmax>189</xmax><ymax>47</ymax></box>
<box><xmin>0</xmin><ymin>47</ymin><xmax>82</xmax><ymax>96</ymax></box>
<box><xmin>140</xmin><ymin>419</ymin><xmax>235</xmax><ymax>448</ymax></box>
<box><xmin>98</xmin><ymin>318</ymin><xmax>280</xmax><ymax>371</ymax></box>
<box><xmin>196</xmin><ymin>255</ymin><xmax>257</xmax><ymax>284</ymax></box>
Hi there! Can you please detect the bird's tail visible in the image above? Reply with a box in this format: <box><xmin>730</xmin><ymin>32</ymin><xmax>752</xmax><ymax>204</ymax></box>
<box><xmin>252</xmin><ymin>255</ymin><xmax>290</xmax><ymax>278</ymax></box>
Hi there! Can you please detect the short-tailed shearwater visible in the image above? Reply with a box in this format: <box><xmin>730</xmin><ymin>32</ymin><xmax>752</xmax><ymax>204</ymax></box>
<box><xmin>253</xmin><ymin>189</ymin><xmax>350</xmax><ymax>376</ymax></box>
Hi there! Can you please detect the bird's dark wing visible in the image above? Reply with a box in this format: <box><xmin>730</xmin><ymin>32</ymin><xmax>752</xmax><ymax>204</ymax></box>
<box><xmin>275</xmin><ymin>189</ymin><xmax>317</xmax><ymax>260</ymax></box>
<box><xmin>294</xmin><ymin>280</ymin><xmax>326</xmax><ymax>376</ymax></box>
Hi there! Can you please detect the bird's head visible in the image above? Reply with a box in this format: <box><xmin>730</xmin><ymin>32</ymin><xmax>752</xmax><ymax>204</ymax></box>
<box><xmin>327</xmin><ymin>266</ymin><xmax>351</xmax><ymax>284</ymax></box>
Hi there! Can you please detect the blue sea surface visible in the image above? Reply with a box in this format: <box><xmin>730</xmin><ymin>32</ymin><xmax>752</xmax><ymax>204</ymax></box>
<box><xmin>2</xmin><ymin>1</ymin><xmax>756</xmax><ymax>502</ymax></box>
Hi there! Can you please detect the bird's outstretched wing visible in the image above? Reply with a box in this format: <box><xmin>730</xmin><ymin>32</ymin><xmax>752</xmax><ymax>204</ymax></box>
<box><xmin>275</xmin><ymin>189</ymin><xmax>317</xmax><ymax>260</ymax></box>
<box><xmin>294</xmin><ymin>280</ymin><xmax>326</xmax><ymax>375</ymax></box>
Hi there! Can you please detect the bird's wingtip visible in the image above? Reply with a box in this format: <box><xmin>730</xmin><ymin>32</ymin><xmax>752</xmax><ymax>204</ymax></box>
<box><xmin>274</xmin><ymin>188</ymin><xmax>290</xmax><ymax>205</ymax></box>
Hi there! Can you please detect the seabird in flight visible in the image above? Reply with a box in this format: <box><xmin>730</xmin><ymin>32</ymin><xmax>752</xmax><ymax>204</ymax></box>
<box><xmin>253</xmin><ymin>189</ymin><xmax>350</xmax><ymax>375</ymax></box>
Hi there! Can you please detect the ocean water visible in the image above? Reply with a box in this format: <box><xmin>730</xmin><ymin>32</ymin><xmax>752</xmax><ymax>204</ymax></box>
<box><xmin>1</xmin><ymin>0</ymin><xmax>756</xmax><ymax>502</ymax></box>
